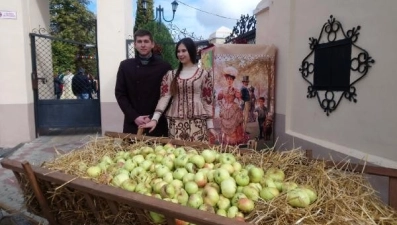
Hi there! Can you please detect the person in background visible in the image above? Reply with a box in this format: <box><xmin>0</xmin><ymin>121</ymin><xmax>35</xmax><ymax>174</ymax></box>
<box><xmin>72</xmin><ymin>68</ymin><xmax>90</xmax><ymax>99</ymax></box>
<box><xmin>53</xmin><ymin>73</ymin><xmax>63</xmax><ymax>99</ymax></box>
<box><xmin>254</xmin><ymin>97</ymin><xmax>268</xmax><ymax>140</ymax></box>
<box><xmin>87</xmin><ymin>73</ymin><xmax>94</xmax><ymax>99</ymax></box>
<box><xmin>60</xmin><ymin>70</ymin><xmax>76</xmax><ymax>99</ymax></box>
<box><xmin>115</xmin><ymin>29</ymin><xmax>172</xmax><ymax>136</ymax></box>
<box><xmin>139</xmin><ymin>37</ymin><xmax>217</xmax><ymax>142</ymax></box>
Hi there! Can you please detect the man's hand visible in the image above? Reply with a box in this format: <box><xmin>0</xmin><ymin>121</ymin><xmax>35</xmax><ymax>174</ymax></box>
<box><xmin>134</xmin><ymin>115</ymin><xmax>151</xmax><ymax>126</ymax></box>
<box><xmin>139</xmin><ymin>120</ymin><xmax>157</xmax><ymax>133</ymax></box>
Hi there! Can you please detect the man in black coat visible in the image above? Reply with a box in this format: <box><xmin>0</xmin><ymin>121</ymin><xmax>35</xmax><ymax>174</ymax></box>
<box><xmin>72</xmin><ymin>68</ymin><xmax>91</xmax><ymax>99</ymax></box>
<box><xmin>115</xmin><ymin>29</ymin><xmax>172</xmax><ymax>136</ymax></box>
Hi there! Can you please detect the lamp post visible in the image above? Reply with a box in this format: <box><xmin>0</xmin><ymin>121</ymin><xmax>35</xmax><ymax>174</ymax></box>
<box><xmin>142</xmin><ymin>0</ymin><xmax>179</xmax><ymax>23</ymax></box>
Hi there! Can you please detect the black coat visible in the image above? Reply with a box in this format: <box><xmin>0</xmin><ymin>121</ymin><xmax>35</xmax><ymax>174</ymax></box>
<box><xmin>72</xmin><ymin>73</ymin><xmax>90</xmax><ymax>95</ymax></box>
<box><xmin>115</xmin><ymin>56</ymin><xmax>172</xmax><ymax>136</ymax></box>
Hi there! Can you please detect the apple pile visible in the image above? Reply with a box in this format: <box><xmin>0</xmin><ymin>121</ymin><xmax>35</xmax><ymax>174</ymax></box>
<box><xmin>85</xmin><ymin>144</ymin><xmax>317</xmax><ymax>223</ymax></box>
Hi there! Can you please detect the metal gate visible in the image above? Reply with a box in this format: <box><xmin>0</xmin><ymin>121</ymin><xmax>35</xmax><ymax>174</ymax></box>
<box><xmin>30</xmin><ymin>33</ymin><xmax>101</xmax><ymax>136</ymax></box>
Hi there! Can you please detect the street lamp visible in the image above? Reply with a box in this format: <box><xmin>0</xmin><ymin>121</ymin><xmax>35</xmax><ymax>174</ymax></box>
<box><xmin>142</xmin><ymin>0</ymin><xmax>179</xmax><ymax>23</ymax></box>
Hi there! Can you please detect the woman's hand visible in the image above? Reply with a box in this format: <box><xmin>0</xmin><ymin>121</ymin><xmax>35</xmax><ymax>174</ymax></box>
<box><xmin>138</xmin><ymin>120</ymin><xmax>157</xmax><ymax>133</ymax></box>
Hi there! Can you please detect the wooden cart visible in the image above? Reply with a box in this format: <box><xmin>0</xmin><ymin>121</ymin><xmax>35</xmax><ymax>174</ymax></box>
<box><xmin>1</xmin><ymin>131</ymin><xmax>396</xmax><ymax>225</ymax></box>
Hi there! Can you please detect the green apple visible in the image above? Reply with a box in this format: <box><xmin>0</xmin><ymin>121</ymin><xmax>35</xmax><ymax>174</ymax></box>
<box><xmin>202</xmin><ymin>186</ymin><xmax>220</xmax><ymax>206</ymax></box>
<box><xmin>187</xmin><ymin>193</ymin><xmax>203</xmax><ymax>209</ymax></box>
<box><xmin>231</xmin><ymin>193</ymin><xmax>247</xmax><ymax>206</ymax></box>
<box><xmin>174</xmin><ymin>155</ymin><xmax>189</xmax><ymax>168</ymax></box>
<box><xmin>149</xmin><ymin>211</ymin><xmax>165</xmax><ymax>224</ymax></box>
<box><xmin>248</xmin><ymin>167</ymin><xmax>264</xmax><ymax>183</ymax></box>
<box><xmin>132</xmin><ymin>155</ymin><xmax>145</xmax><ymax>164</ymax></box>
<box><xmin>160</xmin><ymin>184</ymin><xmax>176</xmax><ymax>199</ymax></box>
<box><xmin>176</xmin><ymin>189</ymin><xmax>189</xmax><ymax>205</ymax></box>
<box><xmin>185</xmin><ymin>162</ymin><xmax>197</xmax><ymax>174</ymax></box>
<box><xmin>173</xmin><ymin>168</ymin><xmax>188</xmax><ymax>180</ymax></box>
<box><xmin>182</xmin><ymin>173</ymin><xmax>195</xmax><ymax>183</ymax></box>
<box><xmin>219</xmin><ymin>153</ymin><xmax>236</xmax><ymax>164</ymax></box>
<box><xmin>287</xmin><ymin>188</ymin><xmax>310</xmax><ymax>208</ymax></box>
<box><xmin>217</xmin><ymin>195</ymin><xmax>231</xmax><ymax>210</ymax></box>
<box><xmin>189</xmin><ymin>155</ymin><xmax>205</xmax><ymax>168</ymax></box>
<box><xmin>216</xmin><ymin>208</ymin><xmax>227</xmax><ymax>217</ymax></box>
<box><xmin>227</xmin><ymin>206</ymin><xmax>239</xmax><ymax>218</ymax></box>
<box><xmin>221</xmin><ymin>178</ymin><xmax>237</xmax><ymax>198</ymax></box>
<box><xmin>237</xmin><ymin>198</ymin><xmax>255</xmax><ymax>213</ymax></box>
<box><xmin>194</xmin><ymin>171</ymin><xmax>207</xmax><ymax>187</ymax></box>
<box><xmin>184</xmin><ymin>181</ymin><xmax>199</xmax><ymax>195</ymax></box>
<box><xmin>174</xmin><ymin>147</ymin><xmax>186</xmax><ymax>157</ymax></box>
<box><xmin>155</xmin><ymin>165</ymin><xmax>170</xmax><ymax>178</ymax></box>
<box><xmin>234</xmin><ymin>172</ymin><xmax>250</xmax><ymax>186</ymax></box>
<box><xmin>87</xmin><ymin>166</ymin><xmax>102</xmax><ymax>178</ymax></box>
<box><xmin>242</xmin><ymin>186</ymin><xmax>259</xmax><ymax>201</ymax></box>
<box><xmin>214</xmin><ymin>168</ymin><xmax>230</xmax><ymax>184</ymax></box>
<box><xmin>201</xmin><ymin>149</ymin><xmax>217</xmax><ymax>163</ymax></box>
<box><xmin>121</xmin><ymin>179</ymin><xmax>137</xmax><ymax>192</ymax></box>
<box><xmin>161</xmin><ymin>156</ymin><xmax>174</xmax><ymax>170</ymax></box>
<box><xmin>260</xmin><ymin>187</ymin><xmax>280</xmax><ymax>201</ymax></box>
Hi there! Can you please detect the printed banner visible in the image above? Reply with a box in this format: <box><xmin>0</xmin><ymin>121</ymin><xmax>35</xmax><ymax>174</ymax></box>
<box><xmin>201</xmin><ymin>44</ymin><xmax>276</xmax><ymax>147</ymax></box>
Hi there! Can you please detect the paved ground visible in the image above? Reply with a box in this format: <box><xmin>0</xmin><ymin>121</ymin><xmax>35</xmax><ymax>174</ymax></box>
<box><xmin>0</xmin><ymin>129</ymin><xmax>100</xmax><ymax>224</ymax></box>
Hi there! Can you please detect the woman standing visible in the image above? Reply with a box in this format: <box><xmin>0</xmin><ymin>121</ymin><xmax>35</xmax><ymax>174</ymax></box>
<box><xmin>140</xmin><ymin>38</ymin><xmax>217</xmax><ymax>142</ymax></box>
<box><xmin>217</xmin><ymin>66</ymin><xmax>248</xmax><ymax>145</ymax></box>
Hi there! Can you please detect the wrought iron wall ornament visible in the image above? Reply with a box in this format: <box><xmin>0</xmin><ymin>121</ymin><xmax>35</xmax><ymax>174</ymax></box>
<box><xmin>32</xmin><ymin>25</ymin><xmax>52</xmax><ymax>35</ymax></box>
<box><xmin>299</xmin><ymin>15</ymin><xmax>375</xmax><ymax>116</ymax></box>
<box><xmin>225</xmin><ymin>14</ymin><xmax>256</xmax><ymax>44</ymax></box>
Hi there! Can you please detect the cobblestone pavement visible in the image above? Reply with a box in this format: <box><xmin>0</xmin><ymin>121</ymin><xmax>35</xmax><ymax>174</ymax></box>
<box><xmin>0</xmin><ymin>130</ymin><xmax>100</xmax><ymax>224</ymax></box>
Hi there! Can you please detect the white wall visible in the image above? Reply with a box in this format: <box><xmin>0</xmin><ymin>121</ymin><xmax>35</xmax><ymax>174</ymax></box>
<box><xmin>0</xmin><ymin>0</ymin><xmax>49</xmax><ymax>147</ymax></box>
<box><xmin>255</xmin><ymin>0</ymin><xmax>397</xmax><ymax>168</ymax></box>
<box><xmin>97</xmin><ymin>0</ymin><xmax>134</xmax><ymax>133</ymax></box>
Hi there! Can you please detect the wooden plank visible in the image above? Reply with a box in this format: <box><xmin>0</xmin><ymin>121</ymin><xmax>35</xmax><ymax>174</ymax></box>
<box><xmin>21</xmin><ymin>161</ymin><xmax>58</xmax><ymax>225</ymax></box>
<box><xmin>389</xmin><ymin>177</ymin><xmax>397</xmax><ymax>209</ymax></box>
<box><xmin>166</xmin><ymin>217</ymin><xmax>176</xmax><ymax>225</ymax></box>
<box><xmin>3</xmin><ymin>159</ymin><xmax>247</xmax><ymax>225</ymax></box>
<box><xmin>322</xmin><ymin>161</ymin><xmax>397</xmax><ymax>178</ymax></box>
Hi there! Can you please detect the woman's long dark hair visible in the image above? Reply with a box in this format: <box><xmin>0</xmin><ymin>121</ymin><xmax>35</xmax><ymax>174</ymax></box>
<box><xmin>170</xmin><ymin>38</ymin><xmax>197</xmax><ymax>96</ymax></box>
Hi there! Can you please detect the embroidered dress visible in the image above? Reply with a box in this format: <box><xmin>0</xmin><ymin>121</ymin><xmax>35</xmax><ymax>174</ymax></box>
<box><xmin>154</xmin><ymin>68</ymin><xmax>214</xmax><ymax>142</ymax></box>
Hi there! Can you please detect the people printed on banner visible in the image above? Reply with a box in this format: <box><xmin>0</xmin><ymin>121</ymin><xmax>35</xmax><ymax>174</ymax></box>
<box><xmin>139</xmin><ymin>37</ymin><xmax>217</xmax><ymax>142</ymax></box>
<box><xmin>240</xmin><ymin>76</ymin><xmax>251</xmax><ymax>133</ymax></box>
<box><xmin>217</xmin><ymin>66</ymin><xmax>248</xmax><ymax>145</ymax></box>
<box><xmin>254</xmin><ymin>97</ymin><xmax>268</xmax><ymax>140</ymax></box>
<box><xmin>115</xmin><ymin>29</ymin><xmax>172</xmax><ymax>136</ymax></box>
<box><xmin>248</xmin><ymin>86</ymin><xmax>256</xmax><ymax>122</ymax></box>
<box><xmin>60</xmin><ymin>70</ymin><xmax>76</xmax><ymax>99</ymax></box>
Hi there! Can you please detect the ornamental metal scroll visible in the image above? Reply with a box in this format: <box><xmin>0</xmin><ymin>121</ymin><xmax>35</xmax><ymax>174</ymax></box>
<box><xmin>299</xmin><ymin>15</ymin><xmax>375</xmax><ymax>116</ymax></box>
<box><xmin>224</xmin><ymin>14</ymin><xmax>256</xmax><ymax>44</ymax></box>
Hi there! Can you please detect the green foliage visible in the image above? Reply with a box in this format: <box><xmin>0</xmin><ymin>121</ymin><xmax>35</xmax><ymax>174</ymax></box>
<box><xmin>142</xmin><ymin>22</ymin><xmax>178</xmax><ymax>69</ymax></box>
<box><xmin>50</xmin><ymin>0</ymin><xmax>97</xmax><ymax>76</ymax></box>
<box><xmin>134</xmin><ymin>0</ymin><xmax>178</xmax><ymax>69</ymax></box>
<box><xmin>134</xmin><ymin>0</ymin><xmax>154</xmax><ymax>33</ymax></box>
